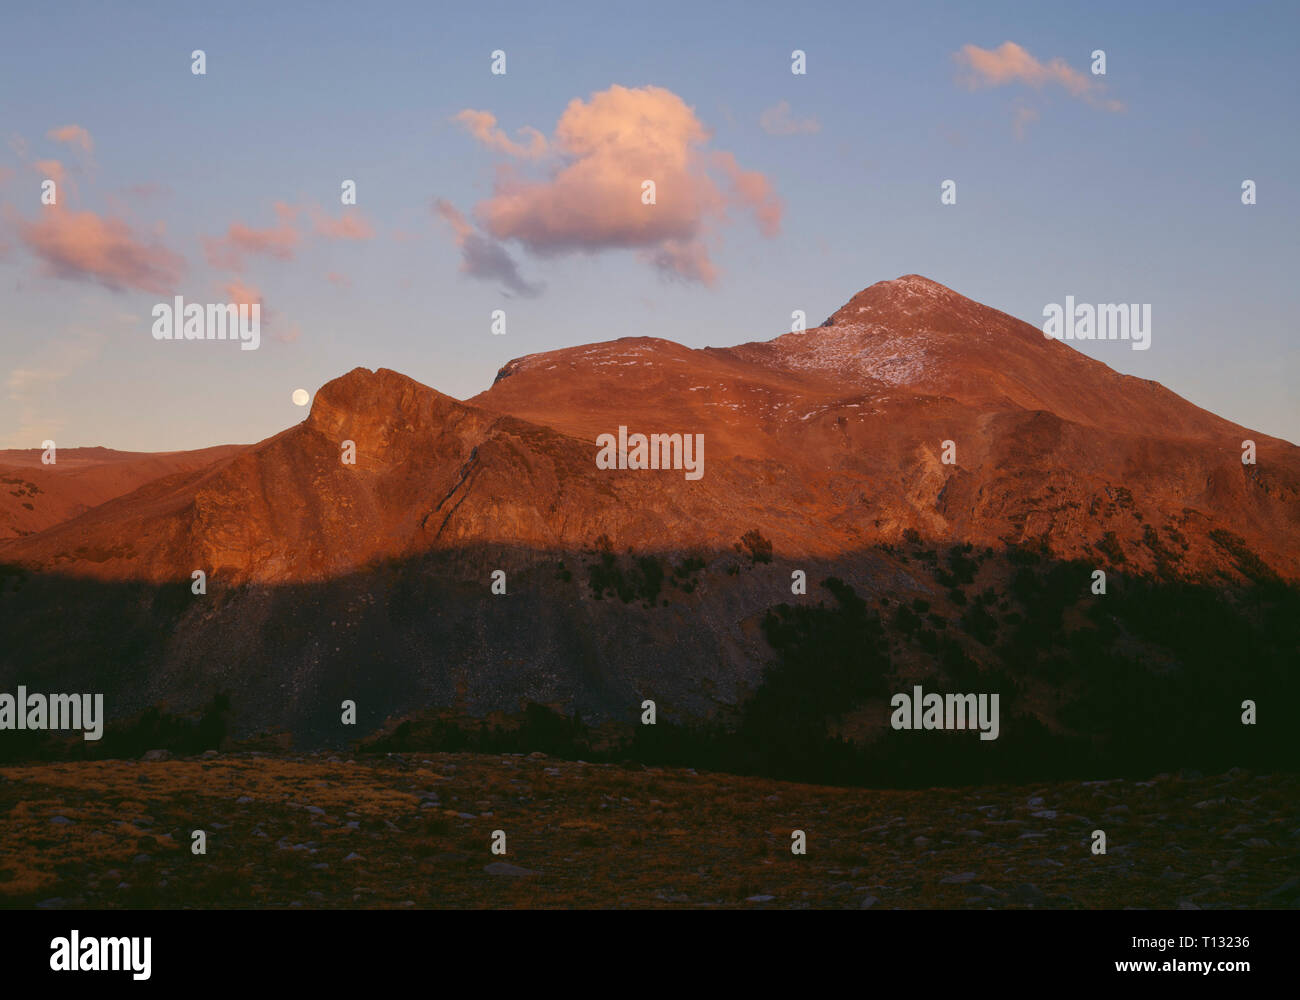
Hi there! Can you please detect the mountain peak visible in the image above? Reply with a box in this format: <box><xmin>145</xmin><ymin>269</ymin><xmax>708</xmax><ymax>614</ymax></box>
<box><xmin>729</xmin><ymin>274</ymin><xmax>996</xmax><ymax>391</ymax></box>
<box><xmin>306</xmin><ymin>367</ymin><xmax>473</xmax><ymax>445</ymax></box>
<box><xmin>823</xmin><ymin>274</ymin><xmax>970</xmax><ymax>327</ymax></box>
<box><xmin>888</xmin><ymin>273</ymin><xmax>949</xmax><ymax>290</ymax></box>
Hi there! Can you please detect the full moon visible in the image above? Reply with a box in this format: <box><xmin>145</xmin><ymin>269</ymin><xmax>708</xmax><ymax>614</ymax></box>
<box><xmin>292</xmin><ymin>389</ymin><xmax>310</xmax><ymax>407</ymax></box>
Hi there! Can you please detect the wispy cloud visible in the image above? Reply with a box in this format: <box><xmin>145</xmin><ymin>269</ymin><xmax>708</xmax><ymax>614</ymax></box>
<box><xmin>13</xmin><ymin>202</ymin><xmax>185</xmax><ymax>294</ymax></box>
<box><xmin>309</xmin><ymin>206</ymin><xmax>374</xmax><ymax>240</ymax></box>
<box><xmin>221</xmin><ymin>278</ymin><xmax>263</xmax><ymax>307</ymax></box>
<box><xmin>711</xmin><ymin>150</ymin><xmax>782</xmax><ymax>237</ymax></box>
<box><xmin>434</xmin><ymin>199</ymin><xmax>542</xmax><ymax>298</ymax></box>
<box><xmin>203</xmin><ymin>202</ymin><xmax>300</xmax><ymax>270</ymax></box>
<box><xmin>955</xmin><ymin>41</ymin><xmax>1124</xmax><ymax>112</ymax></box>
<box><xmin>45</xmin><ymin>124</ymin><xmax>96</xmax><ymax>175</ymax></box>
<box><xmin>1012</xmin><ymin>103</ymin><xmax>1040</xmax><ymax>140</ymax></box>
<box><xmin>452</xmin><ymin>110</ymin><xmax>548</xmax><ymax>159</ymax></box>
<box><xmin>31</xmin><ymin>158</ymin><xmax>68</xmax><ymax>190</ymax></box>
<box><xmin>759</xmin><ymin>100</ymin><xmax>821</xmax><ymax>136</ymax></box>
<box><xmin>203</xmin><ymin>202</ymin><xmax>372</xmax><ymax>273</ymax></box>
<box><xmin>46</xmin><ymin>124</ymin><xmax>94</xmax><ymax>153</ymax></box>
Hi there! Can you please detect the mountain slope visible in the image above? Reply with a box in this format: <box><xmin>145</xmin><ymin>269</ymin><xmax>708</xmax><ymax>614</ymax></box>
<box><xmin>0</xmin><ymin>445</ymin><xmax>246</xmax><ymax>540</ymax></box>
<box><xmin>5</xmin><ymin>276</ymin><xmax>1298</xmax><ymax>583</ymax></box>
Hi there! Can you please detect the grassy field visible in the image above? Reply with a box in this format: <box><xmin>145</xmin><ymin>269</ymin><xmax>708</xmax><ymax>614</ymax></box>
<box><xmin>1</xmin><ymin>753</ymin><xmax>1295</xmax><ymax>909</ymax></box>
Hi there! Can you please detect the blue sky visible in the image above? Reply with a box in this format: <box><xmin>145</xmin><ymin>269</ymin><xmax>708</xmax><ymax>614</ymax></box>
<box><xmin>2</xmin><ymin>0</ymin><xmax>1296</xmax><ymax>450</ymax></box>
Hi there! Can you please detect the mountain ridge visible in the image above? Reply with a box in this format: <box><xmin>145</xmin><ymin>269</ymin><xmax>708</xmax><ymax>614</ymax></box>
<box><xmin>2</xmin><ymin>275</ymin><xmax>1297</xmax><ymax>584</ymax></box>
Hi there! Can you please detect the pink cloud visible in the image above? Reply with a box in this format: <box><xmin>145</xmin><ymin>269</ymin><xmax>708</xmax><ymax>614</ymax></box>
<box><xmin>711</xmin><ymin>151</ymin><xmax>782</xmax><ymax>238</ymax></box>
<box><xmin>203</xmin><ymin>201</ymin><xmax>300</xmax><ymax>269</ymax></box>
<box><xmin>310</xmin><ymin>206</ymin><xmax>374</xmax><ymax>240</ymax></box>
<box><xmin>955</xmin><ymin>42</ymin><xmax>1124</xmax><ymax>112</ymax></box>
<box><xmin>452</xmin><ymin>110</ymin><xmax>548</xmax><ymax>159</ymax></box>
<box><xmin>47</xmin><ymin>124</ymin><xmax>94</xmax><ymax>153</ymax></box>
<box><xmin>222</xmin><ymin>278</ymin><xmax>263</xmax><ymax>307</ymax></box>
<box><xmin>14</xmin><ymin>203</ymin><xmax>185</xmax><ymax>294</ymax></box>
<box><xmin>324</xmin><ymin>270</ymin><xmax>350</xmax><ymax>288</ymax></box>
<box><xmin>435</xmin><ymin>200</ymin><xmax>474</xmax><ymax>242</ymax></box>
<box><xmin>449</xmin><ymin>84</ymin><xmax>782</xmax><ymax>286</ymax></box>
<box><xmin>32</xmin><ymin>159</ymin><xmax>67</xmax><ymax>189</ymax></box>
<box><xmin>218</xmin><ymin>279</ymin><xmax>291</xmax><ymax>338</ymax></box>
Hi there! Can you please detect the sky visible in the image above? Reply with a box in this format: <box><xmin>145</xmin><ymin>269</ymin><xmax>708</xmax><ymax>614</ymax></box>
<box><xmin>1</xmin><ymin>0</ymin><xmax>1297</xmax><ymax>450</ymax></box>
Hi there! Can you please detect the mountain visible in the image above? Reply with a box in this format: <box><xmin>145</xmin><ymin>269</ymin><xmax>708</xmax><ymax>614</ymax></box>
<box><xmin>475</xmin><ymin>273</ymin><xmax>1300</xmax><ymax>578</ymax></box>
<box><xmin>1</xmin><ymin>276</ymin><xmax>1296</xmax><ymax>762</ymax></box>
<box><xmin>6</xmin><ymin>275</ymin><xmax>1297</xmax><ymax>582</ymax></box>
<box><xmin>0</xmin><ymin>445</ymin><xmax>247</xmax><ymax>540</ymax></box>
